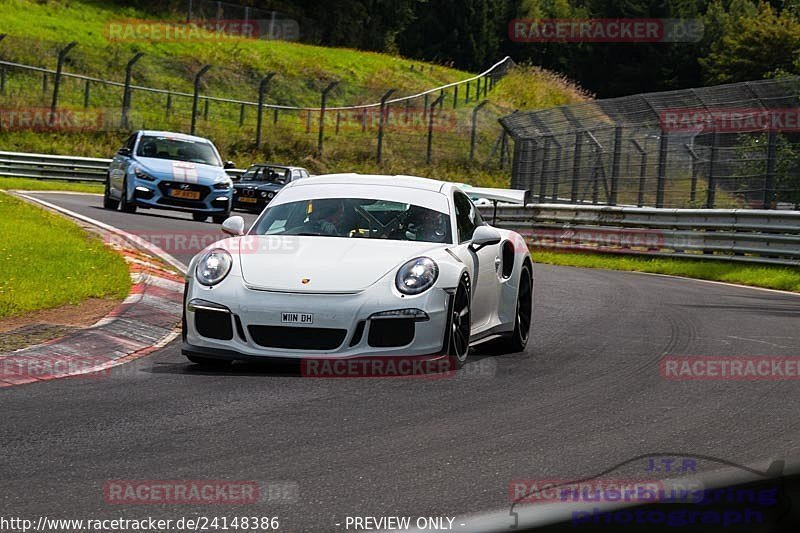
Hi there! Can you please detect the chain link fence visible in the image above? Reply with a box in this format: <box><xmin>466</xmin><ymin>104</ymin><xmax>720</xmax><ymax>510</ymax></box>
<box><xmin>501</xmin><ymin>78</ymin><xmax>800</xmax><ymax>209</ymax></box>
<box><xmin>0</xmin><ymin>33</ymin><xmax>516</xmax><ymax>171</ymax></box>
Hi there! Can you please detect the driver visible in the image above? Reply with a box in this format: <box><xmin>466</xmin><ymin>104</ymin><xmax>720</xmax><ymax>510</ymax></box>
<box><xmin>310</xmin><ymin>200</ymin><xmax>345</xmax><ymax>236</ymax></box>
<box><xmin>407</xmin><ymin>206</ymin><xmax>448</xmax><ymax>242</ymax></box>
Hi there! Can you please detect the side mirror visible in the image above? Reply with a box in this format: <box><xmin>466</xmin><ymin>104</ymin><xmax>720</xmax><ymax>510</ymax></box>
<box><xmin>470</xmin><ymin>225</ymin><xmax>501</xmax><ymax>251</ymax></box>
<box><xmin>223</xmin><ymin>160</ymin><xmax>236</xmax><ymax>169</ymax></box>
<box><xmin>221</xmin><ymin>216</ymin><xmax>245</xmax><ymax>236</ymax></box>
<box><xmin>117</xmin><ymin>147</ymin><xmax>131</xmax><ymax>157</ymax></box>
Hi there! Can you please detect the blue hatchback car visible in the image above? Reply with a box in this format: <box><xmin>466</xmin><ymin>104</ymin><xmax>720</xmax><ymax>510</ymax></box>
<box><xmin>104</xmin><ymin>130</ymin><xmax>235</xmax><ymax>223</ymax></box>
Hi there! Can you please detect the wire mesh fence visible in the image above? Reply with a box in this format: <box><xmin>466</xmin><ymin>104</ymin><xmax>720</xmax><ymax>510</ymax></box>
<box><xmin>0</xmin><ymin>33</ymin><xmax>516</xmax><ymax>171</ymax></box>
<box><xmin>501</xmin><ymin>78</ymin><xmax>800</xmax><ymax>209</ymax></box>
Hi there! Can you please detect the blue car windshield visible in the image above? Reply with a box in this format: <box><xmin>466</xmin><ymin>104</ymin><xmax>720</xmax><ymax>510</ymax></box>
<box><xmin>251</xmin><ymin>198</ymin><xmax>452</xmax><ymax>243</ymax></box>
<box><xmin>136</xmin><ymin>136</ymin><xmax>221</xmax><ymax>166</ymax></box>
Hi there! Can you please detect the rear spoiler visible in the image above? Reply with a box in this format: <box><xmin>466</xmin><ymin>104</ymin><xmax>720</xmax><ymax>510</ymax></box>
<box><xmin>457</xmin><ymin>185</ymin><xmax>528</xmax><ymax>206</ymax></box>
<box><xmin>456</xmin><ymin>185</ymin><xmax>528</xmax><ymax>224</ymax></box>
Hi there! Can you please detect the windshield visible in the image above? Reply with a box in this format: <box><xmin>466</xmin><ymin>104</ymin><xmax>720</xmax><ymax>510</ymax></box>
<box><xmin>251</xmin><ymin>197</ymin><xmax>452</xmax><ymax>243</ymax></box>
<box><xmin>242</xmin><ymin>166</ymin><xmax>291</xmax><ymax>184</ymax></box>
<box><xmin>136</xmin><ymin>136</ymin><xmax>221</xmax><ymax>166</ymax></box>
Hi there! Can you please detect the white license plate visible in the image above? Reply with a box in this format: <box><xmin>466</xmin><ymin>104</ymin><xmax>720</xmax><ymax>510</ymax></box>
<box><xmin>282</xmin><ymin>312</ymin><xmax>313</xmax><ymax>324</ymax></box>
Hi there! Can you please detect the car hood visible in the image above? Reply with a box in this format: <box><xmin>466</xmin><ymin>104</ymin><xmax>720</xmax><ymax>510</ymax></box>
<box><xmin>238</xmin><ymin>236</ymin><xmax>446</xmax><ymax>293</ymax></box>
<box><xmin>136</xmin><ymin>157</ymin><xmax>227</xmax><ymax>182</ymax></box>
<box><xmin>235</xmin><ymin>182</ymin><xmax>284</xmax><ymax>192</ymax></box>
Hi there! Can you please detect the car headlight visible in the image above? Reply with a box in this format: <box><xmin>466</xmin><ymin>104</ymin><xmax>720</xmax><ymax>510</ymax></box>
<box><xmin>195</xmin><ymin>248</ymin><xmax>233</xmax><ymax>286</ymax></box>
<box><xmin>260</xmin><ymin>191</ymin><xmax>268</xmax><ymax>198</ymax></box>
<box><xmin>134</xmin><ymin>167</ymin><xmax>156</xmax><ymax>181</ymax></box>
<box><xmin>213</xmin><ymin>179</ymin><xmax>232</xmax><ymax>190</ymax></box>
<box><xmin>267</xmin><ymin>192</ymin><xmax>274</xmax><ymax>198</ymax></box>
<box><xmin>395</xmin><ymin>257</ymin><xmax>438</xmax><ymax>295</ymax></box>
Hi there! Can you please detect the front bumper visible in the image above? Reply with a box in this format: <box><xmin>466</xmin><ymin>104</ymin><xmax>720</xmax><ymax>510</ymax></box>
<box><xmin>133</xmin><ymin>179</ymin><xmax>232</xmax><ymax>213</ymax></box>
<box><xmin>182</xmin><ymin>276</ymin><xmax>452</xmax><ymax>360</ymax></box>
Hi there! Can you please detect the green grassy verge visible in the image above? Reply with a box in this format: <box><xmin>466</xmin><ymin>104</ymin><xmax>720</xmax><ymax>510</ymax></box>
<box><xmin>0</xmin><ymin>177</ymin><xmax>103</xmax><ymax>193</ymax></box>
<box><xmin>0</xmin><ymin>192</ymin><xmax>131</xmax><ymax>318</ymax></box>
<box><xmin>533</xmin><ymin>250</ymin><xmax>800</xmax><ymax>293</ymax></box>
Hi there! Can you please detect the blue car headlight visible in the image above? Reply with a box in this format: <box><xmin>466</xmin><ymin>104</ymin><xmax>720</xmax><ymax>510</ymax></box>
<box><xmin>134</xmin><ymin>167</ymin><xmax>156</xmax><ymax>181</ymax></box>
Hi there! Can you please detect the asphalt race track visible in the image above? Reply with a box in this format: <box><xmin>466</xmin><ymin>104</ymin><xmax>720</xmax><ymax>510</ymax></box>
<box><xmin>2</xmin><ymin>192</ymin><xmax>799</xmax><ymax>532</ymax></box>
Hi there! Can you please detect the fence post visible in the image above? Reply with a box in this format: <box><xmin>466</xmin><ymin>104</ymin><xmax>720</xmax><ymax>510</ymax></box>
<box><xmin>609</xmin><ymin>126</ymin><xmax>623</xmax><ymax>206</ymax></box>
<box><xmin>426</xmin><ymin>93</ymin><xmax>446</xmax><ymax>164</ymax></box>
<box><xmin>763</xmin><ymin>130</ymin><xmax>778</xmax><ymax>209</ymax></box>
<box><xmin>539</xmin><ymin>138</ymin><xmax>551</xmax><ymax>202</ymax></box>
<box><xmin>255</xmin><ymin>72</ymin><xmax>275</xmax><ymax>148</ymax></box>
<box><xmin>335</xmin><ymin>110</ymin><xmax>341</xmax><ymax>134</ymax></box>
<box><xmin>483</xmin><ymin>75</ymin><xmax>488</xmax><ymax>97</ymax></box>
<box><xmin>499</xmin><ymin>130</ymin><xmax>508</xmax><ymax>169</ymax></box>
<box><xmin>83</xmin><ymin>80</ymin><xmax>90</xmax><ymax>108</ymax></box>
<box><xmin>476</xmin><ymin>77</ymin><xmax>481</xmax><ymax>100</ymax></box>
<box><xmin>361</xmin><ymin>108</ymin><xmax>367</xmax><ymax>132</ymax></box>
<box><xmin>706</xmin><ymin>131</ymin><xmax>719</xmax><ymax>208</ymax></box>
<box><xmin>469</xmin><ymin>100</ymin><xmax>488</xmax><ymax>163</ymax></box>
<box><xmin>551</xmin><ymin>140</ymin><xmax>563</xmax><ymax>201</ymax></box>
<box><xmin>0</xmin><ymin>34</ymin><xmax>4</xmax><ymax>94</ymax></box>
<box><xmin>376</xmin><ymin>88</ymin><xmax>397</xmax><ymax>164</ymax></box>
<box><xmin>165</xmin><ymin>91</ymin><xmax>172</xmax><ymax>119</ymax></box>
<box><xmin>121</xmin><ymin>52</ymin><xmax>144</xmax><ymax>130</ymax></box>
<box><xmin>203</xmin><ymin>98</ymin><xmax>209</xmax><ymax>120</ymax></box>
<box><xmin>317</xmin><ymin>81</ymin><xmax>338</xmax><ymax>155</ymax></box>
<box><xmin>423</xmin><ymin>93</ymin><xmax>429</xmax><ymax>122</ymax></box>
<box><xmin>629</xmin><ymin>139</ymin><xmax>647</xmax><ymax>207</ymax></box>
<box><xmin>273</xmin><ymin>108</ymin><xmax>279</xmax><ymax>124</ymax></box>
<box><xmin>655</xmin><ymin>133</ymin><xmax>669</xmax><ymax>208</ymax></box>
<box><xmin>239</xmin><ymin>103</ymin><xmax>245</xmax><ymax>126</ymax></box>
<box><xmin>453</xmin><ymin>85</ymin><xmax>458</xmax><ymax>109</ymax></box>
<box><xmin>570</xmin><ymin>132</ymin><xmax>583</xmax><ymax>202</ymax></box>
<box><xmin>465</xmin><ymin>81</ymin><xmax>470</xmax><ymax>104</ymax></box>
<box><xmin>42</xmin><ymin>72</ymin><xmax>48</xmax><ymax>95</ymax></box>
<box><xmin>190</xmin><ymin>64</ymin><xmax>211</xmax><ymax>135</ymax></box>
<box><xmin>305</xmin><ymin>110</ymin><xmax>311</xmax><ymax>133</ymax></box>
<box><xmin>50</xmin><ymin>41</ymin><xmax>77</xmax><ymax>123</ymax></box>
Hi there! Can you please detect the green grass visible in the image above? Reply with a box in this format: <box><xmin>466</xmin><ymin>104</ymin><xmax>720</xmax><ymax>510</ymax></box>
<box><xmin>0</xmin><ymin>0</ymin><xmax>588</xmax><ymax>188</ymax></box>
<box><xmin>533</xmin><ymin>250</ymin><xmax>800</xmax><ymax>293</ymax></box>
<box><xmin>0</xmin><ymin>177</ymin><xmax>103</xmax><ymax>193</ymax></box>
<box><xmin>0</xmin><ymin>192</ymin><xmax>130</xmax><ymax>318</ymax></box>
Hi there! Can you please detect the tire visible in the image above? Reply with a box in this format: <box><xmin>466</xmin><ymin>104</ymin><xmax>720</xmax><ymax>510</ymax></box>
<box><xmin>192</xmin><ymin>213</ymin><xmax>208</xmax><ymax>222</ymax></box>
<box><xmin>102</xmin><ymin>176</ymin><xmax>119</xmax><ymax>210</ymax></box>
<box><xmin>186</xmin><ymin>355</ymin><xmax>232</xmax><ymax>368</ymax></box>
<box><xmin>446</xmin><ymin>274</ymin><xmax>471</xmax><ymax>370</ymax></box>
<box><xmin>496</xmin><ymin>263</ymin><xmax>533</xmax><ymax>353</ymax></box>
<box><xmin>119</xmin><ymin>178</ymin><xmax>137</xmax><ymax>213</ymax></box>
<box><xmin>211</xmin><ymin>212</ymin><xmax>229</xmax><ymax>224</ymax></box>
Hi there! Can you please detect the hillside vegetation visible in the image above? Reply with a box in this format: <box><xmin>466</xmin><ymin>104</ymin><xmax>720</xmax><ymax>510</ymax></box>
<box><xmin>0</xmin><ymin>0</ymin><xmax>588</xmax><ymax>187</ymax></box>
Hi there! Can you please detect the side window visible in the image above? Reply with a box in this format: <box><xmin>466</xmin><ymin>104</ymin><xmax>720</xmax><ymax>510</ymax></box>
<box><xmin>454</xmin><ymin>191</ymin><xmax>480</xmax><ymax>243</ymax></box>
<box><xmin>292</xmin><ymin>170</ymin><xmax>302</xmax><ymax>181</ymax></box>
<box><xmin>301</xmin><ymin>170</ymin><xmax>310</xmax><ymax>178</ymax></box>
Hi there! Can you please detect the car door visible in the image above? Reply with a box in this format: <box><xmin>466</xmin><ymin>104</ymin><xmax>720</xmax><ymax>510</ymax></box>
<box><xmin>109</xmin><ymin>133</ymin><xmax>137</xmax><ymax>195</ymax></box>
<box><xmin>450</xmin><ymin>190</ymin><xmax>501</xmax><ymax>333</ymax></box>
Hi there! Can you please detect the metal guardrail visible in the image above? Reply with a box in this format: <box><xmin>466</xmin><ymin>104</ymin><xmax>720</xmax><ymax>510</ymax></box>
<box><xmin>3</xmin><ymin>150</ymin><xmax>797</xmax><ymax>266</ymax></box>
<box><xmin>483</xmin><ymin>203</ymin><xmax>800</xmax><ymax>267</ymax></box>
<box><xmin>0</xmin><ymin>150</ymin><xmax>245</xmax><ymax>181</ymax></box>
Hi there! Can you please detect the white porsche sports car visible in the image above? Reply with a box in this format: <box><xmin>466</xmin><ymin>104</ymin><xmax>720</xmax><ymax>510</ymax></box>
<box><xmin>181</xmin><ymin>174</ymin><xmax>532</xmax><ymax>370</ymax></box>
